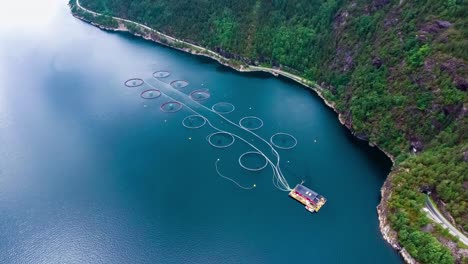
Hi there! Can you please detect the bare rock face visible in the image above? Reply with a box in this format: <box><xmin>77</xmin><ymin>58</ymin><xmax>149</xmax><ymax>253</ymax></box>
<box><xmin>417</xmin><ymin>20</ymin><xmax>452</xmax><ymax>41</ymax></box>
<box><xmin>410</xmin><ymin>138</ymin><xmax>424</xmax><ymax>153</ymax></box>
<box><xmin>435</xmin><ymin>20</ymin><xmax>452</xmax><ymax>29</ymax></box>
<box><xmin>440</xmin><ymin>60</ymin><xmax>458</xmax><ymax>75</ymax></box>
<box><xmin>439</xmin><ymin>237</ymin><xmax>468</xmax><ymax>263</ymax></box>
<box><xmin>375</xmin><ymin>0</ymin><xmax>391</xmax><ymax>8</ymax></box>
<box><xmin>384</xmin><ymin>18</ymin><xmax>399</xmax><ymax>28</ymax></box>
<box><xmin>355</xmin><ymin>132</ymin><xmax>369</xmax><ymax>141</ymax></box>
<box><xmin>439</xmin><ymin>58</ymin><xmax>468</xmax><ymax>91</ymax></box>
<box><xmin>371</xmin><ymin>0</ymin><xmax>391</xmax><ymax>12</ymax></box>
<box><xmin>443</xmin><ymin>104</ymin><xmax>463</xmax><ymax>118</ymax></box>
<box><xmin>421</xmin><ymin>224</ymin><xmax>435</xmax><ymax>232</ymax></box>
<box><xmin>373</xmin><ymin>57</ymin><xmax>383</xmax><ymax>68</ymax></box>
<box><xmin>343</xmin><ymin>51</ymin><xmax>353</xmax><ymax>72</ymax></box>
<box><xmin>333</xmin><ymin>11</ymin><xmax>349</xmax><ymax>29</ymax></box>
<box><xmin>454</xmin><ymin>76</ymin><xmax>468</xmax><ymax>91</ymax></box>
<box><xmin>400</xmin><ymin>249</ymin><xmax>418</xmax><ymax>264</ymax></box>
<box><xmin>421</xmin><ymin>23</ymin><xmax>441</xmax><ymax>34</ymax></box>
<box><xmin>463</xmin><ymin>181</ymin><xmax>468</xmax><ymax>190</ymax></box>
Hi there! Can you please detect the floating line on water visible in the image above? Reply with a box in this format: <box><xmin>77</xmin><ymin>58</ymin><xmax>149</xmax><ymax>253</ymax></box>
<box><xmin>151</xmin><ymin>79</ymin><xmax>290</xmax><ymax>191</ymax></box>
<box><xmin>239</xmin><ymin>151</ymin><xmax>268</xmax><ymax>171</ymax></box>
<box><xmin>212</xmin><ymin>102</ymin><xmax>235</xmax><ymax>114</ymax></box>
<box><xmin>189</xmin><ymin>89</ymin><xmax>211</xmax><ymax>101</ymax></box>
<box><xmin>160</xmin><ymin>101</ymin><xmax>183</xmax><ymax>113</ymax></box>
<box><xmin>239</xmin><ymin>116</ymin><xmax>264</xmax><ymax>130</ymax></box>
<box><xmin>124</xmin><ymin>78</ymin><xmax>144</xmax><ymax>87</ymax></box>
<box><xmin>170</xmin><ymin>80</ymin><xmax>189</xmax><ymax>89</ymax></box>
<box><xmin>182</xmin><ymin>115</ymin><xmax>206</xmax><ymax>129</ymax></box>
<box><xmin>215</xmin><ymin>159</ymin><xmax>255</xmax><ymax>190</ymax></box>
<box><xmin>140</xmin><ymin>89</ymin><xmax>161</xmax><ymax>99</ymax></box>
<box><xmin>146</xmin><ymin>75</ymin><xmax>293</xmax><ymax>191</ymax></box>
<box><xmin>270</xmin><ymin>133</ymin><xmax>298</xmax><ymax>150</ymax></box>
<box><xmin>206</xmin><ymin>132</ymin><xmax>235</xmax><ymax>148</ymax></box>
<box><xmin>153</xmin><ymin>71</ymin><xmax>171</xmax><ymax>78</ymax></box>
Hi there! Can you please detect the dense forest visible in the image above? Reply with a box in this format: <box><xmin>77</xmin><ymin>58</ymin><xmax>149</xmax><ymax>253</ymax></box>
<box><xmin>71</xmin><ymin>0</ymin><xmax>467</xmax><ymax>263</ymax></box>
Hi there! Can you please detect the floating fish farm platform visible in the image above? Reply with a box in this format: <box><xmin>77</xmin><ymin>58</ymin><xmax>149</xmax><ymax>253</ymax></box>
<box><xmin>289</xmin><ymin>184</ymin><xmax>326</xmax><ymax>213</ymax></box>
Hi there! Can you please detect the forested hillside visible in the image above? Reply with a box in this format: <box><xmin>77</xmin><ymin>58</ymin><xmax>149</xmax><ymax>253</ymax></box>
<box><xmin>72</xmin><ymin>0</ymin><xmax>467</xmax><ymax>263</ymax></box>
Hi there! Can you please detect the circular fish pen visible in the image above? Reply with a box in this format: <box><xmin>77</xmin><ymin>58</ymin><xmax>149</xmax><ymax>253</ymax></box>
<box><xmin>212</xmin><ymin>102</ymin><xmax>235</xmax><ymax>114</ymax></box>
<box><xmin>238</xmin><ymin>152</ymin><xmax>268</xmax><ymax>171</ymax></box>
<box><xmin>239</xmin><ymin>116</ymin><xmax>264</xmax><ymax>130</ymax></box>
<box><xmin>160</xmin><ymin>101</ymin><xmax>183</xmax><ymax>113</ymax></box>
<box><xmin>189</xmin><ymin>89</ymin><xmax>211</xmax><ymax>101</ymax></box>
<box><xmin>124</xmin><ymin>78</ymin><xmax>144</xmax><ymax>87</ymax></box>
<box><xmin>170</xmin><ymin>80</ymin><xmax>189</xmax><ymax>89</ymax></box>
<box><xmin>152</xmin><ymin>71</ymin><xmax>171</xmax><ymax>78</ymax></box>
<box><xmin>182</xmin><ymin>115</ymin><xmax>206</xmax><ymax>129</ymax></box>
<box><xmin>207</xmin><ymin>132</ymin><xmax>235</xmax><ymax>148</ymax></box>
<box><xmin>270</xmin><ymin>133</ymin><xmax>298</xmax><ymax>149</ymax></box>
<box><xmin>140</xmin><ymin>89</ymin><xmax>161</xmax><ymax>99</ymax></box>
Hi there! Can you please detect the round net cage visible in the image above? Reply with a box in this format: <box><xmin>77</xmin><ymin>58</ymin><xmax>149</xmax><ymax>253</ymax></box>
<box><xmin>238</xmin><ymin>152</ymin><xmax>268</xmax><ymax>171</ymax></box>
<box><xmin>212</xmin><ymin>102</ymin><xmax>235</xmax><ymax>114</ymax></box>
<box><xmin>239</xmin><ymin>116</ymin><xmax>264</xmax><ymax>130</ymax></box>
<box><xmin>182</xmin><ymin>115</ymin><xmax>206</xmax><ymax>129</ymax></box>
<box><xmin>160</xmin><ymin>101</ymin><xmax>183</xmax><ymax>113</ymax></box>
<box><xmin>207</xmin><ymin>132</ymin><xmax>235</xmax><ymax>148</ymax></box>
<box><xmin>270</xmin><ymin>133</ymin><xmax>298</xmax><ymax>149</ymax></box>
<box><xmin>140</xmin><ymin>89</ymin><xmax>161</xmax><ymax>99</ymax></box>
<box><xmin>189</xmin><ymin>89</ymin><xmax>211</xmax><ymax>101</ymax></box>
<box><xmin>152</xmin><ymin>71</ymin><xmax>171</xmax><ymax>78</ymax></box>
<box><xmin>124</xmin><ymin>78</ymin><xmax>144</xmax><ymax>87</ymax></box>
<box><xmin>170</xmin><ymin>80</ymin><xmax>189</xmax><ymax>89</ymax></box>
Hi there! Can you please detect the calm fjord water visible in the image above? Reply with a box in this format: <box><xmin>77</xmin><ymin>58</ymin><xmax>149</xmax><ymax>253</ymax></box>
<box><xmin>0</xmin><ymin>1</ymin><xmax>400</xmax><ymax>263</ymax></box>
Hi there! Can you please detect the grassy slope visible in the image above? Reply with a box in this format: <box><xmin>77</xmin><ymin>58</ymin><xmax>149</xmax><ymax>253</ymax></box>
<box><xmin>74</xmin><ymin>0</ymin><xmax>467</xmax><ymax>263</ymax></box>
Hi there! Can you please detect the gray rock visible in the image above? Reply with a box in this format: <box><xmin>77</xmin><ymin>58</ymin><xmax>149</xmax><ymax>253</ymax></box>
<box><xmin>454</xmin><ymin>76</ymin><xmax>468</xmax><ymax>91</ymax></box>
<box><xmin>421</xmin><ymin>224</ymin><xmax>434</xmax><ymax>232</ymax></box>
<box><xmin>436</xmin><ymin>20</ymin><xmax>452</xmax><ymax>29</ymax></box>
<box><xmin>410</xmin><ymin>139</ymin><xmax>424</xmax><ymax>152</ymax></box>
<box><xmin>372</xmin><ymin>57</ymin><xmax>383</xmax><ymax>68</ymax></box>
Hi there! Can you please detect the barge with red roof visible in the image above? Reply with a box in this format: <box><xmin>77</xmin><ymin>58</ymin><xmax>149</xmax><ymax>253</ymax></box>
<box><xmin>289</xmin><ymin>184</ymin><xmax>326</xmax><ymax>213</ymax></box>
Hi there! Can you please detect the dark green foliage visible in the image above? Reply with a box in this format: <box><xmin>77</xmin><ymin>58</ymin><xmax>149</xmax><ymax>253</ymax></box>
<box><xmin>404</xmin><ymin>230</ymin><xmax>453</xmax><ymax>264</ymax></box>
<box><xmin>388</xmin><ymin>123</ymin><xmax>467</xmax><ymax>263</ymax></box>
<box><xmin>71</xmin><ymin>0</ymin><xmax>468</xmax><ymax>262</ymax></box>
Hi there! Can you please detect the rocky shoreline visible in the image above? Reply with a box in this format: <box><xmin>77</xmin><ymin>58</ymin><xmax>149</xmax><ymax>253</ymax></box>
<box><xmin>70</xmin><ymin>3</ymin><xmax>414</xmax><ymax>263</ymax></box>
<box><xmin>378</xmin><ymin>171</ymin><xmax>418</xmax><ymax>264</ymax></box>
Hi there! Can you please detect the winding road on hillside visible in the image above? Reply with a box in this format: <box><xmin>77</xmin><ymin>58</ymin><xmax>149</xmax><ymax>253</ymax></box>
<box><xmin>75</xmin><ymin>0</ymin><xmax>221</xmax><ymax>58</ymax></box>
<box><xmin>424</xmin><ymin>196</ymin><xmax>468</xmax><ymax>245</ymax></box>
<box><xmin>74</xmin><ymin>0</ymin><xmax>316</xmax><ymax>89</ymax></box>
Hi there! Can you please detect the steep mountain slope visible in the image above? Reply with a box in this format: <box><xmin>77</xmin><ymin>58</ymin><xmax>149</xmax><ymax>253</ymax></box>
<box><xmin>71</xmin><ymin>0</ymin><xmax>467</xmax><ymax>263</ymax></box>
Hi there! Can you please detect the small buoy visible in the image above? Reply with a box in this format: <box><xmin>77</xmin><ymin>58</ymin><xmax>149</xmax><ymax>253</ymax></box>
<box><xmin>287</xmin><ymin>160</ymin><xmax>290</xmax><ymax>163</ymax></box>
<box><xmin>249</xmin><ymin>107</ymin><xmax>252</xmax><ymax>110</ymax></box>
<box><xmin>164</xmin><ymin>120</ymin><xmax>167</xmax><ymax>122</ymax></box>
<box><xmin>189</xmin><ymin>137</ymin><xmax>192</xmax><ymax>140</ymax></box>
<box><xmin>217</xmin><ymin>158</ymin><xmax>220</xmax><ymax>161</ymax></box>
<box><xmin>314</xmin><ymin>139</ymin><xmax>317</xmax><ymax>143</ymax></box>
<box><xmin>253</xmin><ymin>184</ymin><xmax>256</xmax><ymax>187</ymax></box>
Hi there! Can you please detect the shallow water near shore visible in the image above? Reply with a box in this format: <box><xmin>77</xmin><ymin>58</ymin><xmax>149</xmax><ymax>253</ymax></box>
<box><xmin>0</xmin><ymin>0</ymin><xmax>401</xmax><ymax>263</ymax></box>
